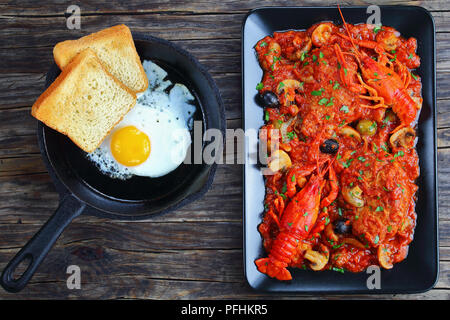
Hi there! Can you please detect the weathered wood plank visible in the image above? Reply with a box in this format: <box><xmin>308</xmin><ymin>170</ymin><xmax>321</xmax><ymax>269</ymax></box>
<box><xmin>0</xmin><ymin>165</ymin><xmax>243</xmax><ymax>223</ymax></box>
<box><xmin>0</xmin><ymin>247</ymin><xmax>244</xmax><ymax>284</ymax></box>
<box><xmin>438</xmin><ymin>128</ymin><xmax>450</xmax><ymax>147</ymax></box>
<box><xmin>0</xmin><ymin>124</ymin><xmax>447</xmax><ymax>225</ymax></box>
<box><xmin>0</xmin><ymin>211</ymin><xmax>447</xmax><ymax>298</ymax></box>
<box><xmin>0</xmin><ymin>14</ymin><xmax>244</xmax><ymax>49</ymax></box>
<box><xmin>0</xmin><ymin>242</ymin><xmax>447</xmax><ymax>298</ymax></box>
<box><xmin>0</xmin><ymin>73</ymin><xmax>242</xmax><ymax>119</ymax></box>
<box><xmin>0</xmin><ymin>276</ymin><xmax>448</xmax><ymax>299</ymax></box>
<box><xmin>0</xmin><ymin>0</ymin><xmax>448</xmax><ymax>15</ymax></box>
<box><xmin>438</xmin><ymin>99</ymin><xmax>450</xmax><ymax>128</ymax></box>
<box><xmin>0</xmin><ymin>0</ymin><xmax>448</xmax><ymax>299</ymax></box>
<box><xmin>0</xmin><ymin>221</ymin><xmax>242</xmax><ymax>252</ymax></box>
<box><xmin>0</xmin><ymin>68</ymin><xmax>447</xmax><ymax>123</ymax></box>
<box><xmin>1</xmin><ymin>8</ymin><xmax>450</xmax><ymax>51</ymax></box>
<box><xmin>0</xmin><ymin>39</ymin><xmax>241</xmax><ymax>75</ymax></box>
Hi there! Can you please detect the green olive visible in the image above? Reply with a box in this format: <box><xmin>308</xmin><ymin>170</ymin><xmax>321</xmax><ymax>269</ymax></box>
<box><xmin>384</xmin><ymin>109</ymin><xmax>397</xmax><ymax>123</ymax></box>
<box><xmin>356</xmin><ymin>119</ymin><xmax>377</xmax><ymax>136</ymax></box>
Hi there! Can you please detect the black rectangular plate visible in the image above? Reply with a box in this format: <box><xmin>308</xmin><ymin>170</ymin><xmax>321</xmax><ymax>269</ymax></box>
<box><xmin>242</xmin><ymin>6</ymin><xmax>438</xmax><ymax>294</ymax></box>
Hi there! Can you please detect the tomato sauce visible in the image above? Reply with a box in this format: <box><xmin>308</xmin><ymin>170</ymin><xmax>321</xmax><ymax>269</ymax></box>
<box><xmin>255</xmin><ymin>22</ymin><xmax>421</xmax><ymax>275</ymax></box>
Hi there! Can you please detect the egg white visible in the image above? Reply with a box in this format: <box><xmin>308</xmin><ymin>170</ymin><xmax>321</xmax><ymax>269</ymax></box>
<box><xmin>86</xmin><ymin>60</ymin><xmax>197</xmax><ymax>179</ymax></box>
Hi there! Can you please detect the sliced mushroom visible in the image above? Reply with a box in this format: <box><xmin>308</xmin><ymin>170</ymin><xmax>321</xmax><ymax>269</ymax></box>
<box><xmin>290</xmin><ymin>37</ymin><xmax>312</xmax><ymax>60</ymax></box>
<box><xmin>339</xmin><ymin>125</ymin><xmax>362</xmax><ymax>142</ymax></box>
<box><xmin>412</xmin><ymin>96</ymin><xmax>422</xmax><ymax>109</ymax></box>
<box><xmin>280</xmin><ymin>117</ymin><xmax>295</xmax><ymax>142</ymax></box>
<box><xmin>324</xmin><ymin>223</ymin><xmax>339</xmax><ymax>243</ymax></box>
<box><xmin>377</xmin><ymin>244</ymin><xmax>394</xmax><ymax>269</ymax></box>
<box><xmin>277</xmin><ymin>79</ymin><xmax>302</xmax><ymax>94</ymax></box>
<box><xmin>268</xmin><ymin>149</ymin><xmax>292</xmax><ymax>172</ymax></box>
<box><xmin>389</xmin><ymin>127</ymin><xmax>416</xmax><ymax>149</ymax></box>
<box><xmin>342</xmin><ymin>185</ymin><xmax>364</xmax><ymax>208</ymax></box>
<box><xmin>304</xmin><ymin>249</ymin><xmax>329</xmax><ymax>271</ymax></box>
<box><xmin>342</xmin><ymin>237</ymin><xmax>366</xmax><ymax>249</ymax></box>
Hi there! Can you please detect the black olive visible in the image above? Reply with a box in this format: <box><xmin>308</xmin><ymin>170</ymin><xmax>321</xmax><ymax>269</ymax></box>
<box><xmin>334</xmin><ymin>219</ymin><xmax>352</xmax><ymax>235</ymax></box>
<box><xmin>320</xmin><ymin>139</ymin><xmax>339</xmax><ymax>154</ymax></box>
<box><xmin>257</xmin><ymin>91</ymin><xmax>280</xmax><ymax>108</ymax></box>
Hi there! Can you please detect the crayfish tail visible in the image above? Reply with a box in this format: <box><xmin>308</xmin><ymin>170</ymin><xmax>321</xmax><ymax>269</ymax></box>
<box><xmin>255</xmin><ymin>258</ymin><xmax>270</xmax><ymax>273</ymax></box>
<box><xmin>255</xmin><ymin>258</ymin><xmax>293</xmax><ymax>281</ymax></box>
<box><xmin>278</xmin><ymin>267</ymin><xmax>292</xmax><ymax>281</ymax></box>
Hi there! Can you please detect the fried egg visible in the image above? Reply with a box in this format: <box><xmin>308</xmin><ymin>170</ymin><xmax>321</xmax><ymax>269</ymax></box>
<box><xmin>86</xmin><ymin>61</ymin><xmax>197</xmax><ymax>179</ymax></box>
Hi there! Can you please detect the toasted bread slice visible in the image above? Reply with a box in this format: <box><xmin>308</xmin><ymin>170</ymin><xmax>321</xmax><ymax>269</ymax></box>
<box><xmin>32</xmin><ymin>48</ymin><xmax>137</xmax><ymax>153</ymax></box>
<box><xmin>53</xmin><ymin>24</ymin><xmax>148</xmax><ymax>93</ymax></box>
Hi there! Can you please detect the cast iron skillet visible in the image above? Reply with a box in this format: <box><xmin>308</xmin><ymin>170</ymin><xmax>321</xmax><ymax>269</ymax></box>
<box><xmin>0</xmin><ymin>33</ymin><xmax>226</xmax><ymax>293</ymax></box>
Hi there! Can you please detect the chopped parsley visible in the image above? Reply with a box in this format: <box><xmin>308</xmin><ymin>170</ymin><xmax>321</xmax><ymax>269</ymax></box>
<box><xmin>374</xmin><ymin>235</ymin><xmax>379</xmax><ymax>244</ymax></box>
<box><xmin>301</xmin><ymin>51</ymin><xmax>308</xmax><ymax>61</ymax></box>
<box><xmin>340</xmin><ymin>105</ymin><xmax>350</xmax><ymax>113</ymax></box>
<box><xmin>326</xmin><ymin>97</ymin><xmax>335</xmax><ymax>106</ymax></box>
<box><xmin>332</xmin><ymin>267</ymin><xmax>345</xmax><ymax>274</ymax></box>
<box><xmin>318</xmin><ymin>98</ymin><xmax>329</xmax><ymax>105</ymax></box>
<box><xmin>391</xmin><ymin>150</ymin><xmax>405</xmax><ymax>162</ymax></box>
<box><xmin>333</xmin><ymin>82</ymin><xmax>340</xmax><ymax>90</ymax></box>
<box><xmin>342</xmin><ymin>158</ymin><xmax>354</xmax><ymax>168</ymax></box>
<box><xmin>256</xmin><ymin>82</ymin><xmax>264</xmax><ymax>90</ymax></box>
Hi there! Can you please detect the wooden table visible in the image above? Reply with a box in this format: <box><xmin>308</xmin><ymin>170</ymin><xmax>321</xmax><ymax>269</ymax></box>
<box><xmin>0</xmin><ymin>0</ymin><xmax>448</xmax><ymax>299</ymax></box>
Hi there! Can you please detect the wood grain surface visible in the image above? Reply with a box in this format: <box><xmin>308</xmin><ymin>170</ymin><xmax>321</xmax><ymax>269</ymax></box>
<box><xmin>0</xmin><ymin>0</ymin><xmax>448</xmax><ymax>299</ymax></box>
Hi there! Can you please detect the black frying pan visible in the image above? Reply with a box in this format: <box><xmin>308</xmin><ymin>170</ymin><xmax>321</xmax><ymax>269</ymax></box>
<box><xmin>0</xmin><ymin>34</ymin><xmax>226</xmax><ymax>293</ymax></box>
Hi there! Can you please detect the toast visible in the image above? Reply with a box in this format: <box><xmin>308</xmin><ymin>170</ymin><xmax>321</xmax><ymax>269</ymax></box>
<box><xmin>53</xmin><ymin>24</ymin><xmax>148</xmax><ymax>93</ymax></box>
<box><xmin>31</xmin><ymin>48</ymin><xmax>137</xmax><ymax>153</ymax></box>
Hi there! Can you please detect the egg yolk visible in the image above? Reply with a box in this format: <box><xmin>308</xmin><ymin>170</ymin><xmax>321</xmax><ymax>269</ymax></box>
<box><xmin>111</xmin><ymin>126</ymin><xmax>151</xmax><ymax>167</ymax></box>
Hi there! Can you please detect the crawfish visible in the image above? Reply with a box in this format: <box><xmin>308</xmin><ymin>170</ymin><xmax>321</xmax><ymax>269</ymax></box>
<box><xmin>336</xmin><ymin>5</ymin><xmax>418</xmax><ymax>130</ymax></box>
<box><xmin>255</xmin><ymin>164</ymin><xmax>329</xmax><ymax>281</ymax></box>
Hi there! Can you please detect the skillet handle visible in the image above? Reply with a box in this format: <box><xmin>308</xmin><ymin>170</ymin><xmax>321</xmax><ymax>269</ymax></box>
<box><xmin>0</xmin><ymin>194</ymin><xmax>86</xmax><ymax>293</ymax></box>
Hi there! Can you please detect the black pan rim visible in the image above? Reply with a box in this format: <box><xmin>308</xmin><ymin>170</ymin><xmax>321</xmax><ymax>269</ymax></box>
<box><xmin>242</xmin><ymin>5</ymin><xmax>438</xmax><ymax>294</ymax></box>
